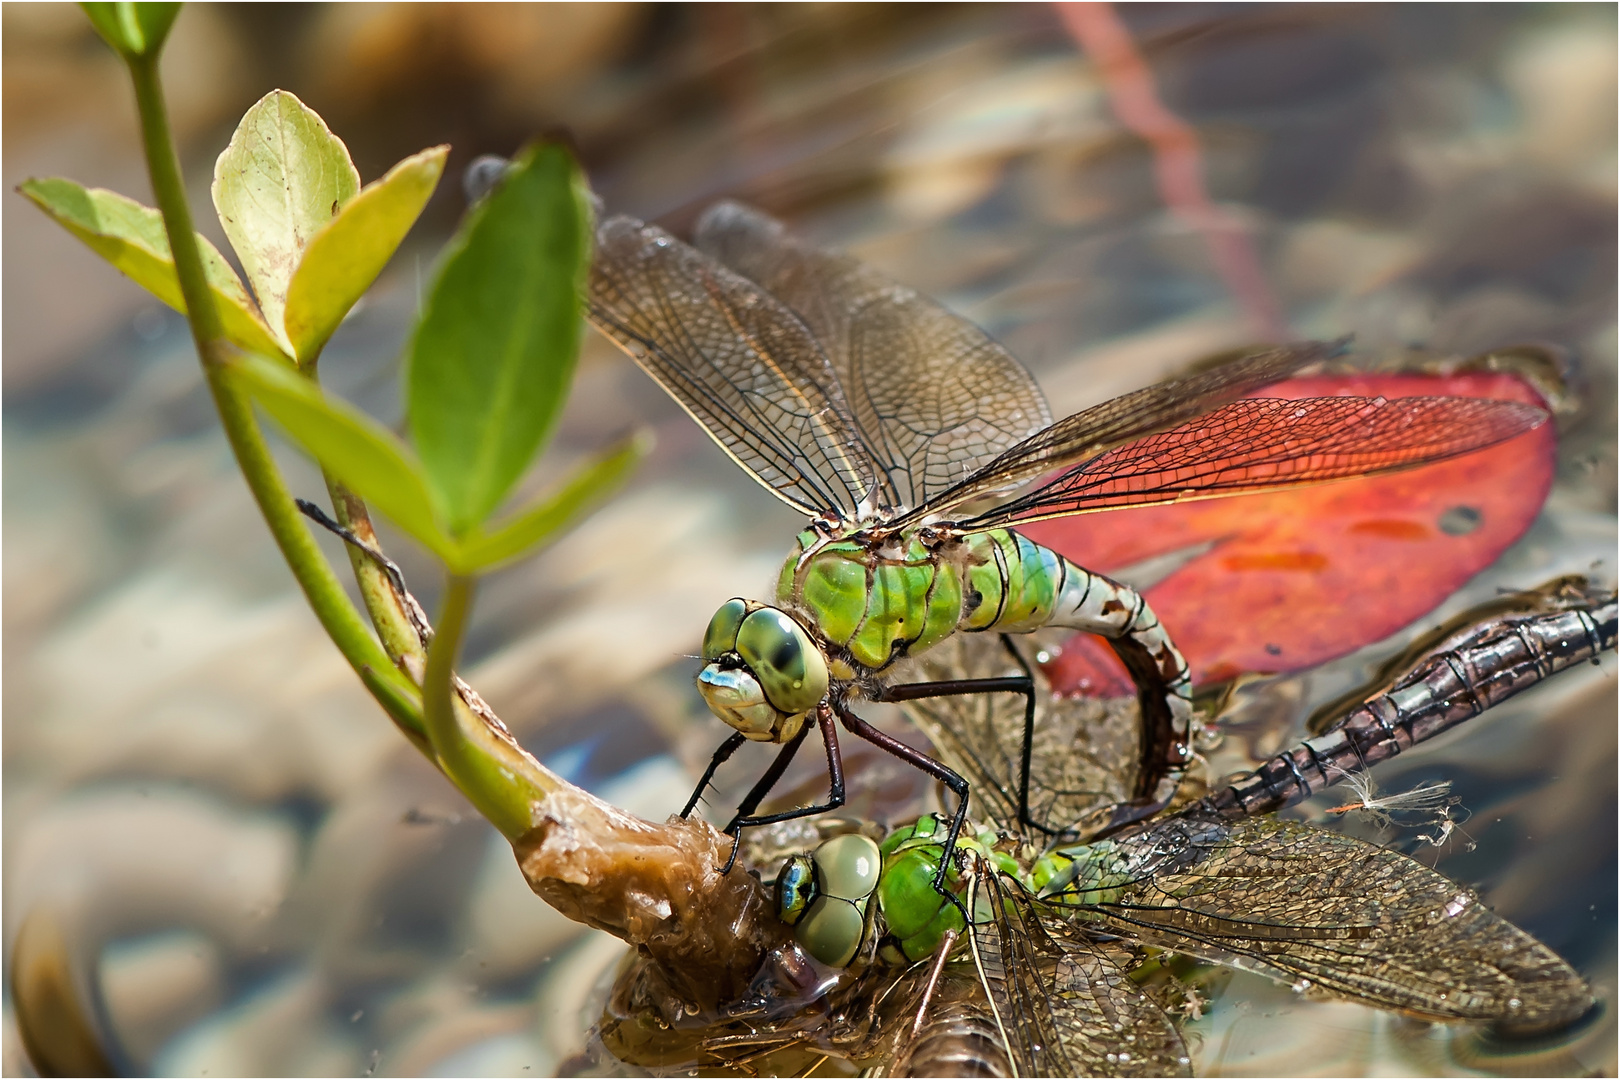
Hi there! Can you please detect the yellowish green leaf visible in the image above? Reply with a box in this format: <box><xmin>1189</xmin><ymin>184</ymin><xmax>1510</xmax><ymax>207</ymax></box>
<box><xmin>283</xmin><ymin>145</ymin><xmax>448</xmax><ymax>363</ymax></box>
<box><xmin>19</xmin><ymin>176</ymin><xmax>289</xmax><ymax>361</ymax></box>
<box><xmin>212</xmin><ymin>90</ymin><xmax>360</xmax><ymax>354</ymax></box>
<box><xmin>225</xmin><ymin>351</ymin><xmax>455</xmax><ymax>562</ymax></box>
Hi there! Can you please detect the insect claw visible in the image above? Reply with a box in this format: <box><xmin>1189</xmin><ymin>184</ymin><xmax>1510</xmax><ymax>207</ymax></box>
<box><xmin>717</xmin><ymin>832</ymin><xmax>744</xmax><ymax>875</ymax></box>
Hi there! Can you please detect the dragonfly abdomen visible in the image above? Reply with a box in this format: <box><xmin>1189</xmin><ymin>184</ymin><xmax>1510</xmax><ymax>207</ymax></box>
<box><xmin>892</xmin><ymin>999</ymin><xmax>1012</xmax><ymax>1078</ymax></box>
<box><xmin>962</xmin><ymin>529</ymin><xmax>1196</xmax><ymax>797</ymax></box>
<box><xmin>963</xmin><ymin>529</ymin><xmax>1192</xmax><ymax>693</ymax></box>
<box><xmin>779</xmin><ymin>525</ymin><xmax>1194</xmax><ymax>729</ymax></box>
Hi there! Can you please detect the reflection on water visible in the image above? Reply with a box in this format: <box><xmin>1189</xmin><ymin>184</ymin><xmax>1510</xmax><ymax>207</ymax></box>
<box><xmin>4</xmin><ymin>4</ymin><xmax>1613</xmax><ymax>1075</ymax></box>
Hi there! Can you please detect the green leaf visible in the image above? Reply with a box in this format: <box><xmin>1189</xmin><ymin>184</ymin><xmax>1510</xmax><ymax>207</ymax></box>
<box><xmin>81</xmin><ymin>2</ymin><xmax>180</xmax><ymax>57</ymax></box>
<box><xmin>451</xmin><ymin>431</ymin><xmax>652</xmax><ymax>572</ymax></box>
<box><xmin>283</xmin><ymin>145</ymin><xmax>448</xmax><ymax>364</ymax></box>
<box><xmin>212</xmin><ymin>90</ymin><xmax>361</xmax><ymax>355</ymax></box>
<box><xmin>406</xmin><ymin>140</ymin><xmax>593</xmax><ymax>536</ymax></box>
<box><xmin>225</xmin><ymin>351</ymin><xmax>455</xmax><ymax>562</ymax></box>
<box><xmin>19</xmin><ymin>177</ymin><xmax>291</xmax><ymax>361</ymax></box>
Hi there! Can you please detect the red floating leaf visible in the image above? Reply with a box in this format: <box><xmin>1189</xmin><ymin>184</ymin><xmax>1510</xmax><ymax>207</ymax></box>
<box><xmin>1021</xmin><ymin>372</ymin><xmax>1555</xmax><ymax>696</ymax></box>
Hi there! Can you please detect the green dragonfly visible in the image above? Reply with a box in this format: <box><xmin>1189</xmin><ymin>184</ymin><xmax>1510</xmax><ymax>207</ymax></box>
<box><xmin>746</xmin><ymin>583</ymin><xmax>1611</xmax><ymax>1077</ymax></box>
<box><xmin>587</xmin><ymin>202</ymin><xmax>1547</xmax><ymax>884</ymax></box>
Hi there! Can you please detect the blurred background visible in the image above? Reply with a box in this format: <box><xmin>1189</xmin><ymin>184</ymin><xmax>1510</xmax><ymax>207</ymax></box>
<box><xmin>4</xmin><ymin>3</ymin><xmax>1615</xmax><ymax>1075</ymax></box>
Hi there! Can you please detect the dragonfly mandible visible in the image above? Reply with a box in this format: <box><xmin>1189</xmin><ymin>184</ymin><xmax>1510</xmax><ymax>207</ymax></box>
<box><xmin>759</xmin><ymin>581</ymin><xmax>1611</xmax><ymax>1077</ymax></box>
<box><xmin>586</xmin><ymin>201</ymin><xmax>1548</xmax><ymax>889</ymax></box>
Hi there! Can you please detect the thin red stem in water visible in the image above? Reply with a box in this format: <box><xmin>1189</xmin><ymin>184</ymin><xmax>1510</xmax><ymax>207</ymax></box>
<box><xmin>1055</xmin><ymin>2</ymin><xmax>1289</xmax><ymax>341</ymax></box>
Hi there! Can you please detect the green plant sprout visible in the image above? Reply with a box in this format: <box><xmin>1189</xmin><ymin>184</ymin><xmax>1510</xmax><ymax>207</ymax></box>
<box><xmin>25</xmin><ymin>2</ymin><xmax>647</xmax><ymax>845</ymax></box>
<box><xmin>18</xmin><ymin>14</ymin><xmax>807</xmax><ymax>1049</ymax></box>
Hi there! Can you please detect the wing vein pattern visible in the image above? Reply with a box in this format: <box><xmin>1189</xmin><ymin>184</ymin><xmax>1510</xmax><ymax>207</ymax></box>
<box><xmin>971</xmin><ymin>856</ymin><xmax>1190</xmax><ymax>1077</ymax></box>
<box><xmin>894</xmin><ymin>341</ymin><xmax>1342</xmax><ymax>526</ymax></box>
<box><xmin>695</xmin><ymin>201</ymin><xmax>1053</xmax><ymax>514</ymax></box>
<box><xmin>967</xmin><ymin>394</ymin><xmax>1547</xmax><ymax>527</ymax></box>
<box><xmin>588</xmin><ymin>214</ymin><xmax>880</xmax><ymax>518</ymax></box>
<box><xmin>1065</xmin><ymin>815</ymin><xmax>1591</xmax><ymax>1028</ymax></box>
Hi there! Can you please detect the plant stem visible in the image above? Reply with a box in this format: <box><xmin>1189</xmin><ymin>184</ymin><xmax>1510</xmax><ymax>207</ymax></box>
<box><xmin>124</xmin><ymin>51</ymin><xmax>424</xmax><ymax>736</ymax></box>
<box><xmin>422</xmin><ymin>574</ymin><xmax>549</xmax><ymax>839</ymax></box>
<box><xmin>323</xmin><ymin>475</ymin><xmax>428</xmax><ymax>664</ymax></box>
<box><xmin>296</xmin><ymin>346</ymin><xmax>426</xmax><ymax>671</ymax></box>
<box><xmin>127</xmin><ymin>55</ymin><xmax>222</xmax><ymax>344</ymax></box>
<box><xmin>124</xmin><ymin>34</ymin><xmax>557</xmax><ymax>828</ymax></box>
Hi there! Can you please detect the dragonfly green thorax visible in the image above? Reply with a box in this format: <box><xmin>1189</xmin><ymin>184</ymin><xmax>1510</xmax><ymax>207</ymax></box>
<box><xmin>776</xmin><ymin>525</ymin><xmax>1075</xmax><ymax>677</ymax></box>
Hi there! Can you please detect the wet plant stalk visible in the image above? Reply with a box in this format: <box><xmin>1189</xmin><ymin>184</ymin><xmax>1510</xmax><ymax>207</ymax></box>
<box><xmin>323</xmin><ymin>479</ymin><xmax>428</xmax><ymax>666</ymax></box>
<box><xmin>422</xmin><ymin>573</ymin><xmax>548</xmax><ymax>839</ymax></box>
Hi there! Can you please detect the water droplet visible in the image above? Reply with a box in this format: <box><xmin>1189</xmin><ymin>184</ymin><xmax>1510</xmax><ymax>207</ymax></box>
<box><xmin>1509</xmin><ymin>997</ymin><xmax>1522</xmax><ymax>1008</ymax></box>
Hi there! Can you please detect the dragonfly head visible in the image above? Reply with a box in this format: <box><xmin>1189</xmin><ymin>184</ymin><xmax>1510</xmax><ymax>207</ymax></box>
<box><xmin>697</xmin><ymin>599</ymin><xmax>829</xmax><ymax>742</ymax></box>
<box><xmin>774</xmin><ymin>833</ymin><xmax>881</xmax><ymax>968</ymax></box>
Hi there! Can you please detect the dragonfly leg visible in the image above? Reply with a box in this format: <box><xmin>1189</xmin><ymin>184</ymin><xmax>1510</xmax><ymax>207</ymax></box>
<box><xmin>718</xmin><ymin>703</ymin><xmax>847</xmax><ymax>874</ymax></box>
<box><xmin>999</xmin><ymin>635</ymin><xmax>1042</xmax><ymax>834</ymax></box>
<box><xmin>834</xmin><ymin>702</ymin><xmax>972</xmax><ymax>915</ymax></box>
<box><xmin>722</xmin><ymin>720</ymin><xmax>814</xmax><ymax>829</ymax></box>
<box><xmin>875</xmin><ymin>653</ymin><xmax>1050</xmax><ymax>834</ymax></box>
<box><xmin>681</xmin><ymin>730</ymin><xmax>749</xmax><ymax>818</ymax></box>
<box><xmin>876</xmin><ymin>676</ymin><xmax>1032</xmax><ymax>702</ymax></box>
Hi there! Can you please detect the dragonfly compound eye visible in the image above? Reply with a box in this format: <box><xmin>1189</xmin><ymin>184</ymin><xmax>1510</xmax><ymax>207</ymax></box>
<box><xmin>701</xmin><ymin>598</ymin><xmax>750</xmax><ymax>660</ymax></box>
<box><xmin>775</xmin><ymin>854</ymin><xmax>816</xmax><ymax>925</ymax></box>
<box><xmin>735</xmin><ymin>607</ymin><xmax>829</xmax><ymax>715</ymax></box>
<box><xmin>793</xmin><ymin>834</ymin><xmax>882</xmax><ymax>968</ymax></box>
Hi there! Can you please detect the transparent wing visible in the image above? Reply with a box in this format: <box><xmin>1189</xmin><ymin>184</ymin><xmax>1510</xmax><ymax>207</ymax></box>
<box><xmin>899</xmin><ymin>634</ymin><xmax>1138</xmax><ymax>837</ymax></box>
<box><xmin>695</xmin><ymin>201</ymin><xmax>1052</xmax><ymax>513</ymax></box>
<box><xmin>969</xmin><ymin>857</ymin><xmax>1191</xmax><ymax>1078</ymax></box>
<box><xmin>1069</xmin><ymin>815</ymin><xmax>1592</xmax><ymax>1032</ymax></box>
<box><xmin>589</xmin><ymin>214</ymin><xmax>880</xmax><ymax>518</ymax></box>
<box><xmin>964</xmin><ymin>394</ymin><xmax>1547</xmax><ymax>528</ymax></box>
<box><xmin>890</xmin><ymin>340</ymin><xmax>1340</xmax><ymax>527</ymax></box>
